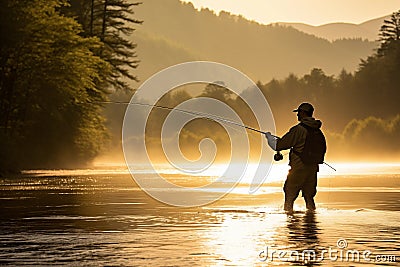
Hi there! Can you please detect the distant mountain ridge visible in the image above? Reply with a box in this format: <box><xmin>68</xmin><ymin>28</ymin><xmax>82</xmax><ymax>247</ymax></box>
<box><xmin>276</xmin><ymin>16</ymin><xmax>389</xmax><ymax>41</ymax></box>
<box><xmin>130</xmin><ymin>0</ymin><xmax>380</xmax><ymax>91</ymax></box>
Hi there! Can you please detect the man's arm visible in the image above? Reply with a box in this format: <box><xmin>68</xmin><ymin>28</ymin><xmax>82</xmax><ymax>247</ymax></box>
<box><xmin>276</xmin><ymin>127</ymin><xmax>299</xmax><ymax>151</ymax></box>
<box><xmin>266</xmin><ymin>126</ymin><xmax>300</xmax><ymax>151</ymax></box>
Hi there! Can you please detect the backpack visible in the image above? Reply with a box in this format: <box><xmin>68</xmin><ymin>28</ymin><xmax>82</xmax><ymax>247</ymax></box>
<box><xmin>293</xmin><ymin>123</ymin><xmax>326</xmax><ymax>165</ymax></box>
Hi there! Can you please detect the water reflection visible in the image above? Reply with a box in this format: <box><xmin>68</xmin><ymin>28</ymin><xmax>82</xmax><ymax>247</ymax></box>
<box><xmin>285</xmin><ymin>211</ymin><xmax>321</xmax><ymax>265</ymax></box>
<box><xmin>287</xmin><ymin>211</ymin><xmax>320</xmax><ymax>247</ymax></box>
<box><xmin>0</xmin><ymin>172</ymin><xmax>399</xmax><ymax>266</ymax></box>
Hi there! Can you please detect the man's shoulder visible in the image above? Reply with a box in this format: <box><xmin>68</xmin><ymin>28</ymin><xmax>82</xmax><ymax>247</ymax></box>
<box><xmin>289</xmin><ymin>123</ymin><xmax>307</xmax><ymax>133</ymax></box>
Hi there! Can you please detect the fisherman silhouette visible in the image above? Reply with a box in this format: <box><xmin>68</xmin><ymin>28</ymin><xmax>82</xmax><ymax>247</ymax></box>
<box><xmin>265</xmin><ymin>103</ymin><xmax>326</xmax><ymax>213</ymax></box>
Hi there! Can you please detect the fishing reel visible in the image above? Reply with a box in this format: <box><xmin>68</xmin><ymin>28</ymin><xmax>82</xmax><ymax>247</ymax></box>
<box><xmin>274</xmin><ymin>151</ymin><xmax>283</xmax><ymax>161</ymax></box>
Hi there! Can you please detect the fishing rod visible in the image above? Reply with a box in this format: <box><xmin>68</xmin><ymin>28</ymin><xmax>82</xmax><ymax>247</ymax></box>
<box><xmin>96</xmin><ymin>100</ymin><xmax>268</xmax><ymax>135</ymax></box>
<box><xmin>96</xmin><ymin>100</ymin><xmax>336</xmax><ymax>171</ymax></box>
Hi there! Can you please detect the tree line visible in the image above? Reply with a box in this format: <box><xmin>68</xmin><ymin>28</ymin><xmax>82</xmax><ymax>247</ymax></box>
<box><xmin>0</xmin><ymin>0</ymin><xmax>140</xmax><ymax>173</ymax></box>
<box><xmin>259</xmin><ymin>11</ymin><xmax>400</xmax><ymax>160</ymax></box>
<box><xmin>142</xmin><ymin>10</ymin><xmax>400</xmax><ymax>162</ymax></box>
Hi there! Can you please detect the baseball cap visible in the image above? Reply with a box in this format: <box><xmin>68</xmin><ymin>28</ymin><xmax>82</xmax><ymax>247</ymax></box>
<box><xmin>293</xmin><ymin>102</ymin><xmax>314</xmax><ymax>114</ymax></box>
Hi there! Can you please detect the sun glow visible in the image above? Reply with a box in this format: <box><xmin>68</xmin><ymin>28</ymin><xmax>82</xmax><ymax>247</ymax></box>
<box><xmin>181</xmin><ymin>0</ymin><xmax>400</xmax><ymax>26</ymax></box>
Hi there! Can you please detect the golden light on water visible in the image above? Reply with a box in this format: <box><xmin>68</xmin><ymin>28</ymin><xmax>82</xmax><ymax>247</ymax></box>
<box><xmin>26</xmin><ymin>161</ymin><xmax>400</xmax><ymax>177</ymax></box>
<box><xmin>144</xmin><ymin>161</ymin><xmax>400</xmax><ymax>188</ymax></box>
<box><xmin>86</xmin><ymin>161</ymin><xmax>400</xmax><ymax>186</ymax></box>
<box><xmin>203</xmin><ymin>211</ymin><xmax>287</xmax><ymax>265</ymax></box>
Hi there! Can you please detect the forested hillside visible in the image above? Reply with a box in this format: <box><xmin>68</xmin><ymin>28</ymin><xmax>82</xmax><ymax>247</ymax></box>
<box><xmin>132</xmin><ymin>0</ymin><xmax>377</xmax><ymax>86</ymax></box>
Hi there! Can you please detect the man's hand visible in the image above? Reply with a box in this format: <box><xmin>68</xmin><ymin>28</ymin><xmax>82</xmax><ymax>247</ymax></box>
<box><xmin>265</xmin><ymin>132</ymin><xmax>277</xmax><ymax>151</ymax></box>
<box><xmin>265</xmin><ymin>132</ymin><xmax>272</xmax><ymax>138</ymax></box>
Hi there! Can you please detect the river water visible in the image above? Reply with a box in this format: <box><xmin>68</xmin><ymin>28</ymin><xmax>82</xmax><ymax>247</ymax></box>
<box><xmin>0</xmin><ymin>164</ymin><xmax>399</xmax><ymax>266</ymax></box>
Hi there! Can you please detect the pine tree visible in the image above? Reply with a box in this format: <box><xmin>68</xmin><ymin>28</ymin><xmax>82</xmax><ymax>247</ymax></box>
<box><xmin>377</xmin><ymin>10</ymin><xmax>400</xmax><ymax>56</ymax></box>
<box><xmin>68</xmin><ymin>0</ymin><xmax>142</xmax><ymax>91</ymax></box>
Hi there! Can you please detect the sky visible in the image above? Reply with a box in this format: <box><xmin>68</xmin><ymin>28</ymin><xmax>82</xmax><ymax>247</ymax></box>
<box><xmin>181</xmin><ymin>0</ymin><xmax>400</xmax><ymax>26</ymax></box>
